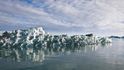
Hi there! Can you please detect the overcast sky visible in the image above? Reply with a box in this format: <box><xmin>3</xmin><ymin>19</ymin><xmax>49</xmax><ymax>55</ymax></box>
<box><xmin>0</xmin><ymin>0</ymin><xmax>124</xmax><ymax>36</ymax></box>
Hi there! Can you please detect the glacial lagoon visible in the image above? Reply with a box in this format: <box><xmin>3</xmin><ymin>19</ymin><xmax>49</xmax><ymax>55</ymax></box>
<box><xmin>0</xmin><ymin>39</ymin><xmax>124</xmax><ymax>70</ymax></box>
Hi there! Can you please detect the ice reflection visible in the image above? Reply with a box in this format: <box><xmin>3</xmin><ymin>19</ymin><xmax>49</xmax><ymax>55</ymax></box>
<box><xmin>0</xmin><ymin>43</ymin><xmax>112</xmax><ymax>63</ymax></box>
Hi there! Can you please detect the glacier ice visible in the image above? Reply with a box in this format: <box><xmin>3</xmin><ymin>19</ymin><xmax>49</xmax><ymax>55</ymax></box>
<box><xmin>0</xmin><ymin>27</ymin><xmax>112</xmax><ymax>62</ymax></box>
<box><xmin>0</xmin><ymin>27</ymin><xmax>112</xmax><ymax>49</ymax></box>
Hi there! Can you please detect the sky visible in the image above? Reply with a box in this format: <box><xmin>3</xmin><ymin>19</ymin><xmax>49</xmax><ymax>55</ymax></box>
<box><xmin>0</xmin><ymin>0</ymin><xmax>124</xmax><ymax>36</ymax></box>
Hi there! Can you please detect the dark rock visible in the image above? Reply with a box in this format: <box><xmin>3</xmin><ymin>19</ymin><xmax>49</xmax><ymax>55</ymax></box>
<box><xmin>86</xmin><ymin>34</ymin><xmax>93</xmax><ymax>37</ymax></box>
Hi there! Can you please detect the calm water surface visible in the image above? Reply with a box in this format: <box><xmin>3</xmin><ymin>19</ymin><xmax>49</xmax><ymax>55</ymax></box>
<box><xmin>0</xmin><ymin>39</ymin><xmax>124</xmax><ymax>70</ymax></box>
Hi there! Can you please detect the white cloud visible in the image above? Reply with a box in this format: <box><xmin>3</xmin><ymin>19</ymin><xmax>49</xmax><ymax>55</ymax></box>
<box><xmin>0</xmin><ymin>0</ymin><xmax>124</xmax><ymax>36</ymax></box>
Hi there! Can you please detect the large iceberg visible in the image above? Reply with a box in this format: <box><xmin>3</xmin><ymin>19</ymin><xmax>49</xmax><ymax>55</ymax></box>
<box><xmin>0</xmin><ymin>27</ymin><xmax>112</xmax><ymax>62</ymax></box>
<box><xmin>0</xmin><ymin>27</ymin><xmax>112</xmax><ymax>49</ymax></box>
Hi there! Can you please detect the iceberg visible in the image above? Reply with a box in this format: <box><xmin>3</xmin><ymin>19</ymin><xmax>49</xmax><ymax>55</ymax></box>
<box><xmin>0</xmin><ymin>27</ymin><xmax>112</xmax><ymax>49</ymax></box>
<box><xmin>0</xmin><ymin>27</ymin><xmax>112</xmax><ymax>62</ymax></box>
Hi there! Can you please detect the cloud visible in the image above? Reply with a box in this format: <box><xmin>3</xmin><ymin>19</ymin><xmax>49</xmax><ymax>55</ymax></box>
<box><xmin>0</xmin><ymin>0</ymin><xmax>124</xmax><ymax>36</ymax></box>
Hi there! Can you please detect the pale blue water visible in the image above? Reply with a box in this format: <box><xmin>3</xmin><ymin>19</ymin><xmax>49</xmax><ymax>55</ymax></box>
<box><xmin>0</xmin><ymin>39</ymin><xmax>124</xmax><ymax>70</ymax></box>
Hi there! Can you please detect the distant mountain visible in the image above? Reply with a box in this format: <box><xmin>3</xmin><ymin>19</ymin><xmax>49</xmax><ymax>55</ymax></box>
<box><xmin>122</xmin><ymin>36</ymin><xmax>124</xmax><ymax>38</ymax></box>
<box><xmin>109</xmin><ymin>36</ymin><xmax>121</xmax><ymax>38</ymax></box>
<box><xmin>109</xmin><ymin>36</ymin><xmax>124</xmax><ymax>39</ymax></box>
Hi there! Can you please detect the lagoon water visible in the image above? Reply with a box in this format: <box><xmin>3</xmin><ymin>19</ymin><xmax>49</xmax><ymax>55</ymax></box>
<box><xmin>0</xmin><ymin>39</ymin><xmax>124</xmax><ymax>70</ymax></box>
